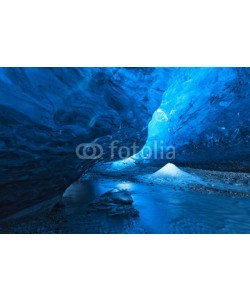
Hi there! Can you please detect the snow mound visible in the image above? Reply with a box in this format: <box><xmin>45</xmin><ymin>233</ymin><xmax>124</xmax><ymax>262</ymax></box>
<box><xmin>151</xmin><ymin>163</ymin><xmax>188</xmax><ymax>177</ymax></box>
<box><xmin>139</xmin><ymin>163</ymin><xmax>203</xmax><ymax>187</ymax></box>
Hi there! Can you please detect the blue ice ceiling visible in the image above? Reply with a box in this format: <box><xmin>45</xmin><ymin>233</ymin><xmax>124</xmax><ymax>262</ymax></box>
<box><xmin>0</xmin><ymin>67</ymin><xmax>249</xmax><ymax>218</ymax></box>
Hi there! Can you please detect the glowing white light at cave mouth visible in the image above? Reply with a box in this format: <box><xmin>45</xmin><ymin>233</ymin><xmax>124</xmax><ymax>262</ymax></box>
<box><xmin>117</xmin><ymin>182</ymin><xmax>133</xmax><ymax>190</ymax></box>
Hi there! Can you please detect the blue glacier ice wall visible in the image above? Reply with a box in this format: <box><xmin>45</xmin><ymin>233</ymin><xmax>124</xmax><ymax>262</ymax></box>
<box><xmin>0</xmin><ymin>68</ymin><xmax>160</xmax><ymax>218</ymax></box>
<box><xmin>141</xmin><ymin>68</ymin><xmax>250</xmax><ymax>171</ymax></box>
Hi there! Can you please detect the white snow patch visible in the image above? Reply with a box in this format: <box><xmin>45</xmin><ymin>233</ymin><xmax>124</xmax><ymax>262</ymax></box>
<box><xmin>139</xmin><ymin>163</ymin><xmax>203</xmax><ymax>187</ymax></box>
<box><xmin>152</xmin><ymin>163</ymin><xmax>187</xmax><ymax>177</ymax></box>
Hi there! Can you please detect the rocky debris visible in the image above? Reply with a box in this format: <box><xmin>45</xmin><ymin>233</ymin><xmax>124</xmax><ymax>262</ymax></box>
<box><xmin>185</xmin><ymin>167</ymin><xmax>250</xmax><ymax>186</ymax></box>
<box><xmin>100</xmin><ymin>189</ymin><xmax>133</xmax><ymax>205</ymax></box>
<box><xmin>89</xmin><ymin>189</ymin><xmax>139</xmax><ymax>218</ymax></box>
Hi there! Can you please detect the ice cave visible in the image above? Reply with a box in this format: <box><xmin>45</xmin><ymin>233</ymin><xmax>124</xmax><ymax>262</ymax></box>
<box><xmin>0</xmin><ymin>67</ymin><xmax>249</xmax><ymax>233</ymax></box>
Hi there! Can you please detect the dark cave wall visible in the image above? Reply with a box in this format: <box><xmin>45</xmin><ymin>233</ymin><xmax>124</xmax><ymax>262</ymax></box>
<box><xmin>0</xmin><ymin>67</ymin><xmax>160</xmax><ymax>218</ymax></box>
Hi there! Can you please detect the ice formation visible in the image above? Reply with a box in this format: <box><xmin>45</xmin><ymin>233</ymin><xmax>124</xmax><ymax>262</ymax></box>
<box><xmin>142</xmin><ymin>68</ymin><xmax>250</xmax><ymax>171</ymax></box>
<box><xmin>0</xmin><ymin>68</ymin><xmax>160</xmax><ymax>218</ymax></box>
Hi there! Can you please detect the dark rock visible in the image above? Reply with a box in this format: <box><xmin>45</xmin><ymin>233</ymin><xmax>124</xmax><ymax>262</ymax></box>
<box><xmin>101</xmin><ymin>190</ymin><xmax>133</xmax><ymax>205</ymax></box>
<box><xmin>90</xmin><ymin>189</ymin><xmax>139</xmax><ymax>218</ymax></box>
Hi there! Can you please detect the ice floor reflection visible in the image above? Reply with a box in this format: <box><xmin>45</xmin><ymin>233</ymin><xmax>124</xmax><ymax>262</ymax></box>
<box><xmin>1</xmin><ymin>168</ymin><xmax>249</xmax><ymax>234</ymax></box>
<box><xmin>79</xmin><ymin>177</ymin><xmax>250</xmax><ymax>234</ymax></box>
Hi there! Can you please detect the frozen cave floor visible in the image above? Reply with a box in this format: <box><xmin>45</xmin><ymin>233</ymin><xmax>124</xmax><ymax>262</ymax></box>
<box><xmin>0</xmin><ymin>164</ymin><xmax>250</xmax><ymax>234</ymax></box>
